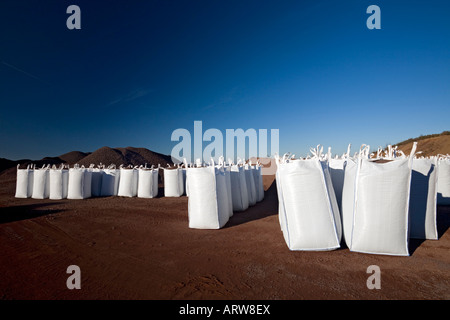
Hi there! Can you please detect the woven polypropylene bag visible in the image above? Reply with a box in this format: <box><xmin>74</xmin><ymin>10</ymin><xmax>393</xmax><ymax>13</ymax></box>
<box><xmin>67</xmin><ymin>167</ymin><xmax>85</xmax><ymax>199</ymax></box>
<box><xmin>409</xmin><ymin>158</ymin><xmax>438</xmax><ymax>240</ymax></box>
<box><xmin>15</xmin><ymin>165</ymin><xmax>33</xmax><ymax>198</ymax></box>
<box><xmin>32</xmin><ymin>167</ymin><xmax>49</xmax><ymax>199</ymax></box>
<box><xmin>163</xmin><ymin>168</ymin><xmax>184</xmax><ymax>197</ymax></box>
<box><xmin>276</xmin><ymin>156</ymin><xmax>341</xmax><ymax>251</ymax></box>
<box><xmin>350</xmin><ymin>158</ymin><xmax>414</xmax><ymax>256</ymax></box>
<box><xmin>118</xmin><ymin>168</ymin><xmax>137</xmax><ymax>197</ymax></box>
<box><xmin>437</xmin><ymin>157</ymin><xmax>450</xmax><ymax>205</ymax></box>
<box><xmin>229</xmin><ymin>165</ymin><xmax>249</xmax><ymax>212</ymax></box>
<box><xmin>137</xmin><ymin>168</ymin><xmax>159</xmax><ymax>198</ymax></box>
<box><xmin>49</xmin><ymin>167</ymin><xmax>68</xmax><ymax>200</ymax></box>
<box><xmin>187</xmin><ymin>166</ymin><xmax>230</xmax><ymax>229</ymax></box>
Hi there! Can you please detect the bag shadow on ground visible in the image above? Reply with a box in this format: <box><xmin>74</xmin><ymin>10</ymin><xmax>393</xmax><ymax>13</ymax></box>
<box><xmin>224</xmin><ymin>182</ymin><xmax>278</xmax><ymax>228</ymax></box>
<box><xmin>408</xmin><ymin>205</ymin><xmax>449</xmax><ymax>255</ymax></box>
<box><xmin>0</xmin><ymin>202</ymin><xmax>65</xmax><ymax>224</ymax></box>
<box><xmin>437</xmin><ymin>205</ymin><xmax>450</xmax><ymax>238</ymax></box>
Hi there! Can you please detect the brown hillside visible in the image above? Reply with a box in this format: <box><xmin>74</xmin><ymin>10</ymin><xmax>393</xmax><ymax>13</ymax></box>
<box><xmin>77</xmin><ymin>147</ymin><xmax>127</xmax><ymax>167</ymax></box>
<box><xmin>77</xmin><ymin>146</ymin><xmax>172</xmax><ymax>167</ymax></box>
<box><xmin>0</xmin><ymin>147</ymin><xmax>173</xmax><ymax>172</ymax></box>
<box><xmin>59</xmin><ymin>151</ymin><xmax>91</xmax><ymax>165</ymax></box>
<box><xmin>394</xmin><ymin>131</ymin><xmax>450</xmax><ymax>157</ymax></box>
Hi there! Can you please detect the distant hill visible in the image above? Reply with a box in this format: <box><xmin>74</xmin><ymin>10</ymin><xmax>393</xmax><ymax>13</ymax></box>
<box><xmin>389</xmin><ymin>131</ymin><xmax>450</xmax><ymax>157</ymax></box>
<box><xmin>77</xmin><ymin>146</ymin><xmax>172</xmax><ymax>167</ymax></box>
<box><xmin>0</xmin><ymin>147</ymin><xmax>174</xmax><ymax>172</ymax></box>
<box><xmin>59</xmin><ymin>151</ymin><xmax>91</xmax><ymax>164</ymax></box>
<box><xmin>2</xmin><ymin>131</ymin><xmax>448</xmax><ymax>173</ymax></box>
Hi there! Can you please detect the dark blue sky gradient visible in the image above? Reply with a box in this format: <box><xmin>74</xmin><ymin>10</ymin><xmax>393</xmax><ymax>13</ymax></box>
<box><xmin>1</xmin><ymin>0</ymin><xmax>449</xmax><ymax>160</ymax></box>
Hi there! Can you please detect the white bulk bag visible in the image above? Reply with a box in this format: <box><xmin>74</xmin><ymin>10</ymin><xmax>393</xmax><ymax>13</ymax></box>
<box><xmin>83</xmin><ymin>166</ymin><xmax>93</xmax><ymax>199</ymax></box>
<box><xmin>101</xmin><ymin>166</ymin><xmax>120</xmax><ymax>196</ymax></box>
<box><xmin>32</xmin><ymin>166</ymin><xmax>49</xmax><ymax>199</ymax></box>
<box><xmin>275</xmin><ymin>168</ymin><xmax>285</xmax><ymax>231</ymax></box>
<box><xmin>185</xmin><ymin>168</ymin><xmax>190</xmax><ymax>197</ymax></box>
<box><xmin>328</xmin><ymin>145</ymin><xmax>351</xmax><ymax>212</ymax></box>
<box><xmin>223</xmin><ymin>165</ymin><xmax>233</xmax><ymax>218</ymax></box>
<box><xmin>437</xmin><ymin>157</ymin><xmax>450</xmax><ymax>205</ymax></box>
<box><xmin>349</xmin><ymin>143</ymin><xmax>417</xmax><ymax>256</ymax></box>
<box><xmin>62</xmin><ymin>168</ymin><xmax>69</xmax><ymax>199</ymax></box>
<box><xmin>137</xmin><ymin>167</ymin><xmax>159</xmax><ymax>198</ymax></box>
<box><xmin>91</xmin><ymin>168</ymin><xmax>103</xmax><ymax>197</ymax></box>
<box><xmin>133</xmin><ymin>168</ymin><xmax>138</xmax><ymax>196</ymax></box>
<box><xmin>15</xmin><ymin>164</ymin><xmax>33</xmax><ymax>198</ymax></box>
<box><xmin>163</xmin><ymin>167</ymin><xmax>184</xmax><ymax>197</ymax></box>
<box><xmin>182</xmin><ymin>167</ymin><xmax>187</xmax><ymax>196</ymax></box>
<box><xmin>329</xmin><ymin>158</ymin><xmax>346</xmax><ymax>212</ymax></box>
<box><xmin>217</xmin><ymin>157</ymin><xmax>233</xmax><ymax>218</ymax></box>
<box><xmin>275</xmin><ymin>151</ymin><xmax>342</xmax><ymax>251</ymax></box>
<box><xmin>182</xmin><ymin>159</ymin><xmax>190</xmax><ymax>197</ymax></box>
<box><xmin>409</xmin><ymin>157</ymin><xmax>438</xmax><ymax>240</ymax></box>
<box><xmin>118</xmin><ymin>167</ymin><xmax>137</xmax><ymax>197</ymax></box>
<box><xmin>229</xmin><ymin>165</ymin><xmax>249</xmax><ymax>212</ymax></box>
<box><xmin>244</xmin><ymin>164</ymin><xmax>257</xmax><ymax>206</ymax></box>
<box><xmin>49</xmin><ymin>165</ymin><xmax>68</xmax><ymax>200</ymax></box>
<box><xmin>341</xmin><ymin>157</ymin><xmax>358</xmax><ymax>247</ymax></box>
<box><xmin>67</xmin><ymin>166</ymin><xmax>85</xmax><ymax>199</ymax></box>
<box><xmin>187</xmin><ymin>165</ymin><xmax>230</xmax><ymax>229</ymax></box>
<box><xmin>251</xmin><ymin>164</ymin><xmax>264</xmax><ymax>202</ymax></box>
<box><xmin>322</xmin><ymin>158</ymin><xmax>342</xmax><ymax>240</ymax></box>
<box><xmin>250</xmin><ymin>165</ymin><xmax>260</xmax><ymax>202</ymax></box>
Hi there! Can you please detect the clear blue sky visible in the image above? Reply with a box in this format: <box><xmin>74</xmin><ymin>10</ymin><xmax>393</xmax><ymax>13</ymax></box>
<box><xmin>1</xmin><ymin>0</ymin><xmax>449</xmax><ymax>160</ymax></box>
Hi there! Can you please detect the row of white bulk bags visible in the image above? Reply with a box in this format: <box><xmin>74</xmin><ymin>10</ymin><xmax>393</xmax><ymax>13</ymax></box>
<box><xmin>275</xmin><ymin>148</ymin><xmax>342</xmax><ymax>251</ymax></box>
<box><xmin>117</xmin><ymin>166</ymin><xmax>160</xmax><ymax>198</ymax></box>
<box><xmin>437</xmin><ymin>157</ymin><xmax>450</xmax><ymax>205</ymax></box>
<box><xmin>341</xmin><ymin>143</ymin><xmax>417</xmax><ymax>256</ymax></box>
<box><xmin>16</xmin><ymin>164</ymin><xmax>93</xmax><ymax>200</ymax></box>
<box><xmin>50</xmin><ymin>165</ymin><xmax>106</xmax><ymax>200</ymax></box>
<box><xmin>163</xmin><ymin>167</ymin><xmax>184</xmax><ymax>197</ymax></box>
<box><xmin>187</xmin><ymin>165</ymin><xmax>230</xmax><ymax>229</ymax></box>
<box><xmin>138</xmin><ymin>167</ymin><xmax>159</xmax><ymax>198</ymax></box>
<box><xmin>183</xmin><ymin>157</ymin><xmax>266</xmax><ymax>230</ymax></box>
<box><xmin>15</xmin><ymin>164</ymin><xmax>161</xmax><ymax>199</ymax></box>
<box><xmin>15</xmin><ymin>165</ymin><xmax>34</xmax><ymax>198</ymax></box>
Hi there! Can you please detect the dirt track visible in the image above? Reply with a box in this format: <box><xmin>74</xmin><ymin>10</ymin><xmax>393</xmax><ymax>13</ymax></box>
<box><xmin>0</xmin><ymin>171</ymin><xmax>449</xmax><ymax>300</ymax></box>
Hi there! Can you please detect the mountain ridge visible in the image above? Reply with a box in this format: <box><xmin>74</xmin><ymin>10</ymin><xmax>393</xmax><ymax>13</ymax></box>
<box><xmin>0</xmin><ymin>147</ymin><xmax>173</xmax><ymax>172</ymax></box>
<box><xmin>1</xmin><ymin>131</ymin><xmax>449</xmax><ymax>172</ymax></box>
